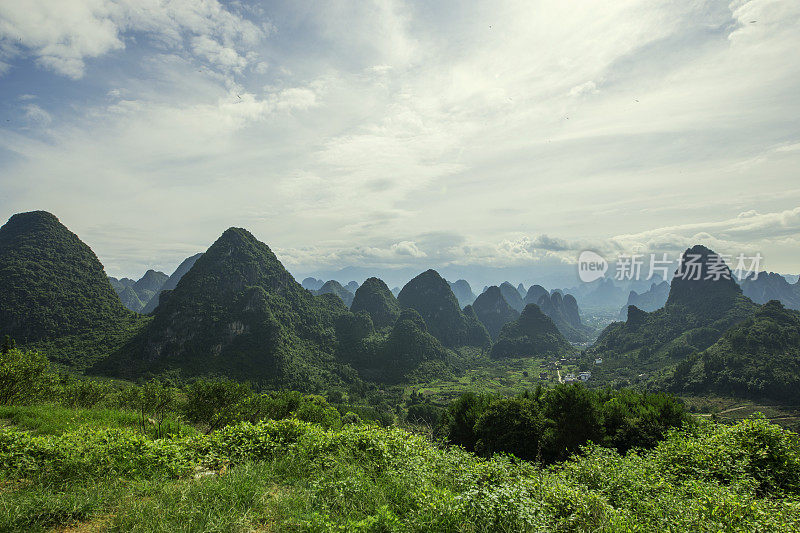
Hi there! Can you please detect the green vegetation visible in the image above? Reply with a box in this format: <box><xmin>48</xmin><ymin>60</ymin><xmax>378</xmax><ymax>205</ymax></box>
<box><xmin>0</xmin><ymin>211</ymin><xmax>147</xmax><ymax>369</ymax></box>
<box><xmin>491</xmin><ymin>304</ymin><xmax>573</xmax><ymax>358</ymax></box>
<box><xmin>1</xmin><ymin>411</ymin><xmax>798</xmax><ymax>531</ymax></box>
<box><xmin>442</xmin><ymin>384</ymin><xmax>689</xmax><ymax>462</ymax></box>
<box><xmin>398</xmin><ymin>269</ymin><xmax>490</xmax><ymax>349</ymax></box>
<box><xmin>0</xmin><ymin>346</ymin><xmax>798</xmax><ymax>530</ymax></box>
<box><xmin>405</xmin><ymin>353</ymin><xmax>553</xmax><ymax>404</ymax></box>
<box><xmin>0</xmin><ymin>348</ymin><xmax>380</xmax><ymax>438</ymax></box>
<box><xmin>350</xmin><ymin>276</ymin><xmax>401</xmax><ymax>329</ymax></box>
<box><xmin>666</xmin><ymin>300</ymin><xmax>800</xmax><ymax>403</ymax></box>
<box><xmin>0</xmin><ymin>346</ymin><xmax>50</xmax><ymax>405</ymax></box>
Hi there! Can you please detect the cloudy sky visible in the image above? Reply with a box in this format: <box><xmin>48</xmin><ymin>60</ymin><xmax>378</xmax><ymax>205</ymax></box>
<box><xmin>0</xmin><ymin>0</ymin><xmax>799</xmax><ymax>284</ymax></box>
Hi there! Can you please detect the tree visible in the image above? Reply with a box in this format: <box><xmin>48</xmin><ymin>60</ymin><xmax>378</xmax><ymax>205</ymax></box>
<box><xmin>441</xmin><ymin>392</ymin><xmax>493</xmax><ymax>451</ymax></box>
<box><xmin>475</xmin><ymin>397</ymin><xmax>545</xmax><ymax>460</ymax></box>
<box><xmin>138</xmin><ymin>380</ymin><xmax>176</xmax><ymax>438</ymax></box>
<box><xmin>541</xmin><ymin>383</ymin><xmax>604</xmax><ymax>462</ymax></box>
<box><xmin>407</xmin><ymin>402</ymin><xmax>443</xmax><ymax>427</ymax></box>
<box><xmin>184</xmin><ymin>378</ymin><xmax>252</xmax><ymax>432</ymax></box>
<box><xmin>0</xmin><ymin>348</ymin><xmax>50</xmax><ymax>405</ymax></box>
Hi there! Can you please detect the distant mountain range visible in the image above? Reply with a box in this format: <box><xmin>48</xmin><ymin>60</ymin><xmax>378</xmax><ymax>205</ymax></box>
<box><xmin>739</xmin><ymin>271</ymin><xmax>800</xmax><ymax>310</ymax></box>
<box><xmin>536</xmin><ymin>291</ymin><xmax>593</xmax><ymax>343</ymax></box>
<box><xmin>110</xmin><ymin>270</ymin><xmax>168</xmax><ymax>313</ymax></box>
<box><xmin>618</xmin><ymin>281</ymin><xmax>670</xmax><ymax>320</ymax></box>
<box><xmin>140</xmin><ymin>253</ymin><xmax>203</xmax><ymax>314</ymax></box>
<box><xmin>448</xmin><ymin>279</ymin><xmax>476</xmax><ymax>307</ymax></box>
<box><xmin>499</xmin><ymin>282</ymin><xmax>525</xmax><ymax>313</ymax></box>
<box><xmin>3</xmin><ymin>210</ymin><xmax>800</xmax><ymax>404</ymax></box>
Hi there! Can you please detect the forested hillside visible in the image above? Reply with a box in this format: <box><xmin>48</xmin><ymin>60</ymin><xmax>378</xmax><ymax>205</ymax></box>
<box><xmin>0</xmin><ymin>211</ymin><xmax>146</xmax><ymax>368</ymax></box>
<box><xmin>665</xmin><ymin>300</ymin><xmax>800</xmax><ymax>403</ymax></box>
<box><xmin>100</xmin><ymin>228</ymin><xmax>354</xmax><ymax>389</ymax></box>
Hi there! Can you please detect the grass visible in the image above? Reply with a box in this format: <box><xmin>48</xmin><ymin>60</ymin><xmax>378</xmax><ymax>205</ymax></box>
<box><xmin>1</xmin><ymin>407</ymin><xmax>799</xmax><ymax>531</ymax></box>
<box><xmin>0</xmin><ymin>404</ymin><xmax>194</xmax><ymax>438</ymax></box>
<box><xmin>0</xmin><ymin>463</ymin><xmax>304</xmax><ymax>533</ymax></box>
<box><xmin>0</xmin><ymin>478</ymin><xmax>122</xmax><ymax>532</ymax></box>
<box><xmin>112</xmin><ymin>464</ymin><xmax>288</xmax><ymax>532</ymax></box>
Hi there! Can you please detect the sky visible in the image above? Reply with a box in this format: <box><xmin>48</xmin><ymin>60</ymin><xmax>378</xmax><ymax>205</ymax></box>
<box><xmin>0</xmin><ymin>0</ymin><xmax>799</xmax><ymax>287</ymax></box>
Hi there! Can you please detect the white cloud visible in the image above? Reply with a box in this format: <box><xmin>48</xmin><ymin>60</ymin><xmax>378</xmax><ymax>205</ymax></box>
<box><xmin>390</xmin><ymin>241</ymin><xmax>426</xmax><ymax>257</ymax></box>
<box><xmin>569</xmin><ymin>81</ymin><xmax>599</xmax><ymax>97</ymax></box>
<box><xmin>1</xmin><ymin>0</ymin><xmax>799</xmax><ymax>277</ymax></box>
<box><xmin>0</xmin><ymin>0</ymin><xmax>266</xmax><ymax>78</ymax></box>
<box><xmin>191</xmin><ymin>35</ymin><xmax>248</xmax><ymax>72</ymax></box>
<box><xmin>22</xmin><ymin>104</ymin><xmax>51</xmax><ymax>125</ymax></box>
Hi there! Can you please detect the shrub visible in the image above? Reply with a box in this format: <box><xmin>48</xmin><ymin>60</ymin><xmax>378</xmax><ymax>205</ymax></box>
<box><xmin>184</xmin><ymin>378</ymin><xmax>252</xmax><ymax>431</ymax></box>
<box><xmin>474</xmin><ymin>397</ymin><xmax>544</xmax><ymax>460</ymax></box>
<box><xmin>0</xmin><ymin>348</ymin><xmax>52</xmax><ymax>405</ymax></box>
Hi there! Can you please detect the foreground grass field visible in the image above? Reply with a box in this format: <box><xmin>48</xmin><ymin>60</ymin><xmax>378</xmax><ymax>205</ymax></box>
<box><xmin>0</xmin><ymin>404</ymin><xmax>193</xmax><ymax>437</ymax></box>
<box><xmin>1</xmin><ymin>410</ymin><xmax>799</xmax><ymax>531</ymax></box>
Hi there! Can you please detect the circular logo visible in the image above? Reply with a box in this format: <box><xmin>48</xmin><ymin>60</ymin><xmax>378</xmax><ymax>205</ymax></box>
<box><xmin>578</xmin><ymin>251</ymin><xmax>608</xmax><ymax>282</ymax></box>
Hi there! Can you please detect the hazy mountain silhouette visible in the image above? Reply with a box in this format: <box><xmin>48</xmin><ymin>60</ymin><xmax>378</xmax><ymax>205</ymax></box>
<box><xmin>472</xmin><ymin>286</ymin><xmax>520</xmax><ymax>341</ymax></box>
<box><xmin>141</xmin><ymin>253</ymin><xmax>203</xmax><ymax>314</ymax></box>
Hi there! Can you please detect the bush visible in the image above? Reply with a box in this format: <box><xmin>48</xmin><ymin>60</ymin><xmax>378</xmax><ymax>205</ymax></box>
<box><xmin>0</xmin><ymin>348</ymin><xmax>51</xmax><ymax>405</ymax></box>
<box><xmin>55</xmin><ymin>374</ymin><xmax>116</xmax><ymax>408</ymax></box>
<box><xmin>474</xmin><ymin>396</ymin><xmax>544</xmax><ymax>460</ymax></box>
<box><xmin>444</xmin><ymin>385</ymin><xmax>690</xmax><ymax>463</ymax></box>
<box><xmin>184</xmin><ymin>378</ymin><xmax>252</xmax><ymax>431</ymax></box>
<box><xmin>406</xmin><ymin>402</ymin><xmax>442</xmax><ymax>427</ymax></box>
<box><xmin>0</xmin><ymin>427</ymin><xmax>193</xmax><ymax>481</ymax></box>
<box><xmin>0</xmin><ymin>416</ymin><xmax>798</xmax><ymax>530</ymax></box>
